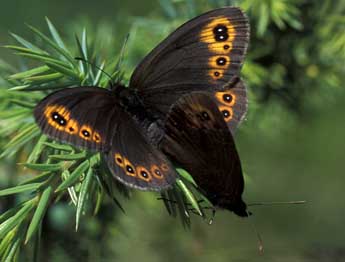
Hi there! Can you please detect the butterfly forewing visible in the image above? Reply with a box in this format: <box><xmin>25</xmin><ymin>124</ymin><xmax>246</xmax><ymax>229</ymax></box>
<box><xmin>130</xmin><ymin>7</ymin><xmax>249</xmax><ymax>128</ymax></box>
<box><xmin>34</xmin><ymin>87</ymin><xmax>117</xmax><ymax>152</ymax></box>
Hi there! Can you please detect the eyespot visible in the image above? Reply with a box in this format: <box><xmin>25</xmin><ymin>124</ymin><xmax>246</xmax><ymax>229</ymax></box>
<box><xmin>160</xmin><ymin>163</ymin><xmax>169</xmax><ymax>172</ymax></box>
<box><xmin>79</xmin><ymin>125</ymin><xmax>92</xmax><ymax>140</ymax></box>
<box><xmin>216</xmin><ymin>57</ymin><xmax>227</xmax><ymax>66</ymax></box>
<box><xmin>209</xmin><ymin>70</ymin><xmax>224</xmax><ymax>80</ymax></box>
<box><xmin>124</xmin><ymin>158</ymin><xmax>136</xmax><ymax>177</ymax></box>
<box><xmin>136</xmin><ymin>166</ymin><xmax>152</xmax><ymax>182</ymax></box>
<box><xmin>222</xmin><ymin>110</ymin><xmax>230</xmax><ymax>117</ymax></box>
<box><xmin>219</xmin><ymin>106</ymin><xmax>233</xmax><ymax>122</ymax></box>
<box><xmin>151</xmin><ymin>165</ymin><xmax>163</xmax><ymax>179</ymax></box>
<box><xmin>215</xmin><ymin>34</ymin><xmax>229</xmax><ymax>42</ymax></box>
<box><xmin>126</xmin><ymin>165</ymin><xmax>135</xmax><ymax>174</ymax></box>
<box><xmin>65</xmin><ymin>119</ymin><xmax>79</xmax><ymax>134</ymax></box>
<box><xmin>199</xmin><ymin>17</ymin><xmax>235</xmax><ymax>48</ymax></box>
<box><xmin>200</xmin><ymin>111</ymin><xmax>210</xmax><ymax>121</ymax></box>
<box><xmin>51</xmin><ymin>112</ymin><xmax>67</xmax><ymax>126</ymax></box>
<box><xmin>114</xmin><ymin>153</ymin><xmax>124</xmax><ymax>167</ymax></box>
<box><xmin>44</xmin><ymin>105</ymin><xmax>71</xmax><ymax>130</ymax></box>
<box><xmin>215</xmin><ymin>91</ymin><xmax>236</xmax><ymax>106</ymax></box>
<box><xmin>93</xmin><ymin>131</ymin><xmax>101</xmax><ymax>143</ymax></box>
<box><xmin>213</xmin><ymin>25</ymin><xmax>228</xmax><ymax>35</ymax></box>
<box><xmin>223</xmin><ymin>44</ymin><xmax>230</xmax><ymax>50</ymax></box>
<box><xmin>223</xmin><ymin>94</ymin><xmax>233</xmax><ymax>103</ymax></box>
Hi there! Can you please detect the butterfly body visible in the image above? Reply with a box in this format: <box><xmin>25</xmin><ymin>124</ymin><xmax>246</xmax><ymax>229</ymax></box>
<box><xmin>34</xmin><ymin>7</ymin><xmax>250</xmax><ymax>216</ymax></box>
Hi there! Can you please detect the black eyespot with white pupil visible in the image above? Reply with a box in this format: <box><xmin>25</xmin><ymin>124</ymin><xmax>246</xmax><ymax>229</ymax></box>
<box><xmin>82</xmin><ymin>130</ymin><xmax>90</xmax><ymax>137</ymax></box>
<box><xmin>216</xmin><ymin>57</ymin><xmax>227</xmax><ymax>66</ymax></box>
<box><xmin>222</xmin><ymin>110</ymin><xmax>231</xmax><ymax>118</ymax></box>
<box><xmin>200</xmin><ymin>111</ymin><xmax>210</xmax><ymax>121</ymax></box>
<box><xmin>51</xmin><ymin>112</ymin><xmax>67</xmax><ymax>126</ymax></box>
<box><xmin>126</xmin><ymin>165</ymin><xmax>134</xmax><ymax>173</ymax></box>
<box><xmin>213</xmin><ymin>25</ymin><xmax>228</xmax><ymax>34</ymax></box>
<box><xmin>213</xmin><ymin>25</ymin><xmax>229</xmax><ymax>42</ymax></box>
<box><xmin>216</xmin><ymin>34</ymin><xmax>229</xmax><ymax>42</ymax></box>
<box><xmin>154</xmin><ymin>170</ymin><xmax>162</xmax><ymax>177</ymax></box>
<box><xmin>140</xmin><ymin>171</ymin><xmax>148</xmax><ymax>178</ymax></box>
<box><xmin>223</xmin><ymin>94</ymin><xmax>233</xmax><ymax>103</ymax></box>
<box><xmin>214</xmin><ymin>71</ymin><xmax>220</xmax><ymax>77</ymax></box>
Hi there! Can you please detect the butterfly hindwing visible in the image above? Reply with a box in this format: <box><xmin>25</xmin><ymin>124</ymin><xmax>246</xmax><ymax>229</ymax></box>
<box><xmin>106</xmin><ymin>110</ymin><xmax>177</xmax><ymax>191</ymax></box>
<box><xmin>212</xmin><ymin>76</ymin><xmax>247</xmax><ymax>133</ymax></box>
<box><xmin>130</xmin><ymin>7</ymin><xmax>249</xmax><ymax>127</ymax></box>
<box><xmin>160</xmin><ymin>92</ymin><xmax>247</xmax><ymax>216</ymax></box>
<box><xmin>34</xmin><ymin>87</ymin><xmax>177</xmax><ymax>190</ymax></box>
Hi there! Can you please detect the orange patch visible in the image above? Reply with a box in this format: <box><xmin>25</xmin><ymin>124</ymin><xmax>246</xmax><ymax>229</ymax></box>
<box><xmin>44</xmin><ymin>104</ymin><xmax>71</xmax><ymax>131</ymax></box>
<box><xmin>160</xmin><ymin>163</ymin><xmax>169</xmax><ymax>172</ymax></box>
<box><xmin>124</xmin><ymin>158</ymin><xmax>136</xmax><ymax>177</ymax></box>
<box><xmin>114</xmin><ymin>153</ymin><xmax>124</xmax><ymax>168</ymax></box>
<box><xmin>136</xmin><ymin>166</ymin><xmax>152</xmax><ymax>182</ymax></box>
<box><xmin>151</xmin><ymin>165</ymin><xmax>164</xmax><ymax>179</ymax></box>
<box><xmin>199</xmin><ymin>17</ymin><xmax>236</xmax><ymax>54</ymax></box>
<box><xmin>65</xmin><ymin>119</ymin><xmax>79</xmax><ymax>134</ymax></box>
<box><xmin>93</xmin><ymin>131</ymin><xmax>101</xmax><ymax>143</ymax></box>
<box><xmin>200</xmin><ymin>17</ymin><xmax>236</xmax><ymax>44</ymax></box>
<box><xmin>215</xmin><ymin>91</ymin><xmax>236</xmax><ymax>106</ymax></box>
<box><xmin>79</xmin><ymin>125</ymin><xmax>92</xmax><ymax>141</ymax></box>
<box><xmin>200</xmin><ymin>17</ymin><xmax>236</xmax><ymax>81</ymax></box>
<box><xmin>208</xmin><ymin>42</ymin><xmax>233</xmax><ymax>55</ymax></box>
<box><xmin>209</xmin><ymin>69</ymin><xmax>224</xmax><ymax>80</ymax></box>
<box><xmin>208</xmin><ymin>55</ymin><xmax>230</xmax><ymax>69</ymax></box>
<box><xmin>219</xmin><ymin>105</ymin><xmax>233</xmax><ymax>122</ymax></box>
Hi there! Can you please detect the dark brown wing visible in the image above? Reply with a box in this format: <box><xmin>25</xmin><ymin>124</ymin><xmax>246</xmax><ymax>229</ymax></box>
<box><xmin>130</xmin><ymin>7</ymin><xmax>249</xmax><ymax>131</ymax></box>
<box><xmin>160</xmin><ymin>92</ymin><xmax>247</xmax><ymax>216</ymax></box>
<box><xmin>105</xmin><ymin>109</ymin><xmax>177</xmax><ymax>191</ymax></box>
<box><xmin>34</xmin><ymin>87</ymin><xmax>118</xmax><ymax>152</ymax></box>
<box><xmin>34</xmin><ymin>87</ymin><xmax>177</xmax><ymax>191</ymax></box>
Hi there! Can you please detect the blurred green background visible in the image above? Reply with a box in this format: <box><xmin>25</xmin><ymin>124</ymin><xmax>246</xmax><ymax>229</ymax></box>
<box><xmin>0</xmin><ymin>0</ymin><xmax>344</xmax><ymax>261</ymax></box>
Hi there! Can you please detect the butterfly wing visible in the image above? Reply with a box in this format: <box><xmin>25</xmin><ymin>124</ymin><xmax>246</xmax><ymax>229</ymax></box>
<box><xmin>160</xmin><ymin>92</ymin><xmax>247</xmax><ymax>216</ymax></box>
<box><xmin>130</xmin><ymin>7</ymin><xmax>249</xmax><ymax>130</ymax></box>
<box><xmin>34</xmin><ymin>87</ymin><xmax>117</xmax><ymax>152</ymax></box>
<box><xmin>105</xmin><ymin>111</ymin><xmax>177</xmax><ymax>191</ymax></box>
<box><xmin>34</xmin><ymin>87</ymin><xmax>177</xmax><ymax>190</ymax></box>
<box><xmin>213</xmin><ymin>76</ymin><xmax>247</xmax><ymax>132</ymax></box>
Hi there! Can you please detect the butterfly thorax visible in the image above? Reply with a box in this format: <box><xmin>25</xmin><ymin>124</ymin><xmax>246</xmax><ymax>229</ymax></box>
<box><xmin>116</xmin><ymin>85</ymin><xmax>165</xmax><ymax>146</ymax></box>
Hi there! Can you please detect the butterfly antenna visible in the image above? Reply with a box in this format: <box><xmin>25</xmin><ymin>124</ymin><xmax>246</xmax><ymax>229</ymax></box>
<box><xmin>74</xmin><ymin>57</ymin><xmax>116</xmax><ymax>88</ymax></box>
<box><xmin>113</xmin><ymin>33</ymin><xmax>130</xmax><ymax>84</ymax></box>
<box><xmin>246</xmin><ymin>211</ymin><xmax>264</xmax><ymax>255</ymax></box>
<box><xmin>247</xmin><ymin>200</ymin><xmax>306</xmax><ymax>207</ymax></box>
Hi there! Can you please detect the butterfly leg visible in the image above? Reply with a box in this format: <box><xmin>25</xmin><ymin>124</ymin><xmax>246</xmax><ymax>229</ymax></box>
<box><xmin>157</xmin><ymin>196</ymin><xmax>217</xmax><ymax>223</ymax></box>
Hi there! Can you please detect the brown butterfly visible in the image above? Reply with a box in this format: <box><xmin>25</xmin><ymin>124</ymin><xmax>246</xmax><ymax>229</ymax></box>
<box><xmin>34</xmin><ymin>7</ymin><xmax>249</xmax><ymax>215</ymax></box>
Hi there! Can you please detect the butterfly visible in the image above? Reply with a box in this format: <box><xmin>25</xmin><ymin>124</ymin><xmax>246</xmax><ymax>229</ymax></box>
<box><xmin>34</xmin><ymin>7</ymin><xmax>249</xmax><ymax>214</ymax></box>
